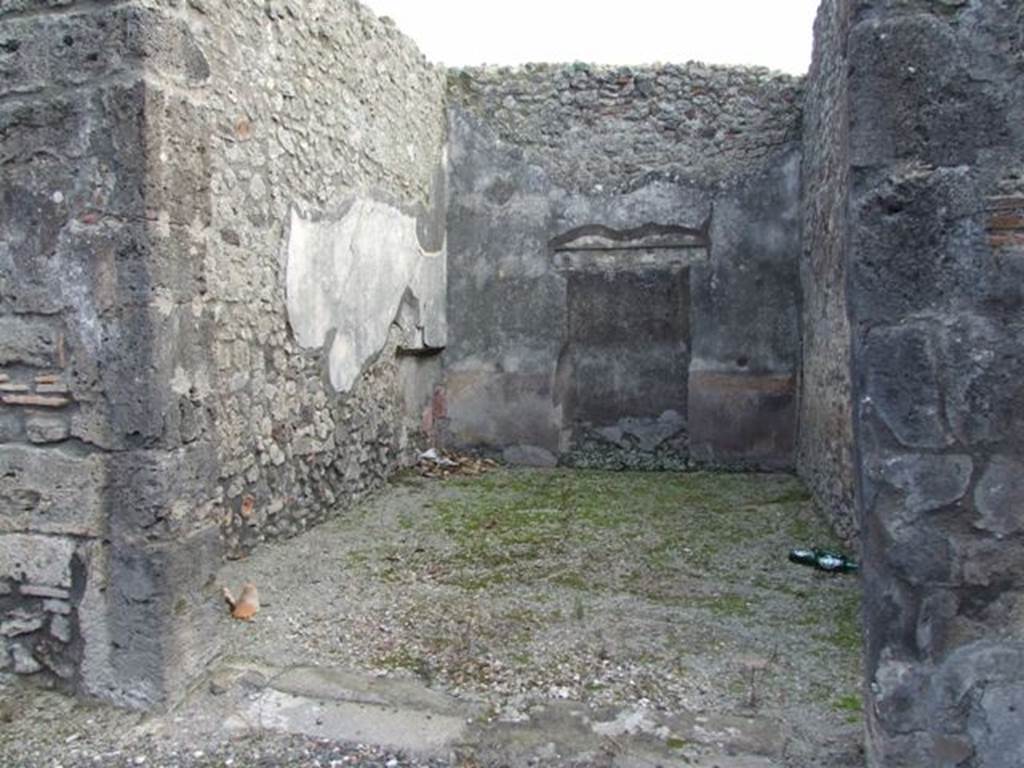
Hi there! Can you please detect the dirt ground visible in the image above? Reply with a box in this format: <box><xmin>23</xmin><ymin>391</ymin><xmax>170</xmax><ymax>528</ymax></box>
<box><xmin>0</xmin><ymin>468</ymin><xmax>865</xmax><ymax>767</ymax></box>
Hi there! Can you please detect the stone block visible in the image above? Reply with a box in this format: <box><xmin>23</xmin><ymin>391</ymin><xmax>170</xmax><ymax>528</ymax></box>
<box><xmin>849</xmin><ymin>166</ymin><xmax>993</xmax><ymax>326</ymax></box>
<box><xmin>0</xmin><ymin>11</ymin><xmax>133</xmax><ymax>96</ymax></box>
<box><xmin>10</xmin><ymin>643</ymin><xmax>42</xmax><ymax>674</ymax></box>
<box><xmin>1</xmin><ymin>610</ymin><xmax>44</xmax><ymax>637</ymax></box>
<box><xmin>0</xmin><ymin>533</ymin><xmax>74</xmax><ymax>588</ymax></box>
<box><xmin>868</xmin><ymin>453</ymin><xmax>973</xmax><ymax>519</ymax></box>
<box><xmin>861</xmin><ymin>323</ymin><xmax>950</xmax><ymax>449</ymax></box>
<box><xmin>937</xmin><ymin>313</ymin><xmax>1024</xmax><ymax>449</ymax></box>
<box><xmin>94</xmin><ymin>525</ymin><xmax>223</xmax><ymax>708</ymax></box>
<box><xmin>143</xmin><ymin>86</ymin><xmax>211</xmax><ymax>227</ymax></box>
<box><xmin>871</xmin><ymin>657</ymin><xmax>932</xmax><ymax>736</ymax></box>
<box><xmin>915</xmin><ymin>590</ymin><xmax>959</xmax><ymax>660</ymax></box>
<box><xmin>974</xmin><ymin>456</ymin><xmax>1024</xmax><ymax>537</ymax></box>
<box><xmin>43</xmin><ymin>599</ymin><xmax>70</xmax><ymax>614</ymax></box>
<box><xmin>927</xmin><ymin>641</ymin><xmax>1024</xmax><ymax>766</ymax></box>
<box><xmin>0</xmin><ymin>0</ymin><xmax>76</xmax><ymax>19</ymax></box>
<box><xmin>687</xmin><ymin>371</ymin><xmax>796</xmax><ymax>469</ymax></box>
<box><xmin>106</xmin><ymin>444</ymin><xmax>219</xmax><ymax>538</ymax></box>
<box><xmin>956</xmin><ymin>537</ymin><xmax>1024</xmax><ymax>589</ymax></box>
<box><xmin>64</xmin><ymin>298</ymin><xmax>215</xmax><ymax>451</ymax></box>
<box><xmin>0</xmin><ymin>316</ymin><xmax>59</xmax><ymax>367</ymax></box>
<box><xmin>886</xmin><ymin>527</ymin><xmax>958</xmax><ymax>586</ymax></box>
<box><xmin>848</xmin><ymin>15</ymin><xmax>1006</xmax><ymax>168</ymax></box>
<box><xmin>0</xmin><ymin>84</ymin><xmax>151</xmax><ymax>316</ymax></box>
<box><xmin>50</xmin><ymin>219</ymin><xmax>207</xmax><ymax>321</ymax></box>
<box><xmin>0</xmin><ymin>7</ymin><xmax>208</xmax><ymax>98</ymax></box>
<box><xmin>49</xmin><ymin>614</ymin><xmax>71</xmax><ymax>643</ymax></box>
<box><xmin>25</xmin><ymin>414</ymin><xmax>70</xmax><ymax>443</ymax></box>
<box><xmin>36</xmin><ymin>643</ymin><xmax>75</xmax><ymax>679</ymax></box>
<box><xmin>0</xmin><ymin>411</ymin><xmax>21</xmax><ymax>442</ymax></box>
<box><xmin>970</xmin><ymin>684</ymin><xmax>1024</xmax><ymax>767</ymax></box>
<box><xmin>0</xmin><ymin>444</ymin><xmax>106</xmax><ymax>537</ymax></box>
<box><xmin>0</xmin><ymin>95</ymin><xmax>91</xmax><ymax>168</ymax></box>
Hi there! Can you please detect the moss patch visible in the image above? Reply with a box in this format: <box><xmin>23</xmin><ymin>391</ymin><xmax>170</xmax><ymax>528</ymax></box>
<box><xmin>335</xmin><ymin>467</ymin><xmax>862</xmax><ymax>720</ymax></box>
<box><xmin>429</xmin><ymin>469</ymin><xmax>845</xmax><ymax>592</ymax></box>
<box><xmin>834</xmin><ymin>693</ymin><xmax>862</xmax><ymax>712</ymax></box>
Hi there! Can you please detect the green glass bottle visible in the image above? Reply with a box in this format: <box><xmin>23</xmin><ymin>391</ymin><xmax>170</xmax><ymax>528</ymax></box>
<box><xmin>788</xmin><ymin>548</ymin><xmax>858</xmax><ymax>574</ymax></box>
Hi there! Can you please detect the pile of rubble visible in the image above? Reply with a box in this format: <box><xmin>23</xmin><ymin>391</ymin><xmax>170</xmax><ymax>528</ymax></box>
<box><xmin>415</xmin><ymin>448</ymin><xmax>498</xmax><ymax>479</ymax></box>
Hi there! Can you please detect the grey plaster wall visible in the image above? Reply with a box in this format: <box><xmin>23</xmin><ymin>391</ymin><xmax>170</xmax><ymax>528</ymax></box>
<box><xmin>444</xmin><ymin>64</ymin><xmax>804</xmax><ymax>469</ymax></box>
<box><xmin>798</xmin><ymin>0</ymin><xmax>857</xmax><ymax>541</ymax></box>
<box><xmin>0</xmin><ymin>0</ymin><xmax>447</xmax><ymax>707</ymax></box>
<box><xmin>804</xmin><ymin>0</ymin><xmax>1024</xmax><ymax>763</ymax></box>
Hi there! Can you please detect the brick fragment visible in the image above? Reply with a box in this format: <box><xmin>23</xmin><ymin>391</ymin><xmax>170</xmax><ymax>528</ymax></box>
<box><xmin>1</xmin><ymin>394</ymin><xmax>70</xmax><ymax>408</ymax></box>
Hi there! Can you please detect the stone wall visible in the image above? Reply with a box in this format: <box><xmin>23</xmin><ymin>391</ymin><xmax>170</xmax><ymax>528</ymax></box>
<box><xmin>11</xmin><ymin>3</ymin><xmax>1024</xmax><ymax>754</ymax></box>
<box><xmin>444</xmin><ymin>64</ymin><xmax>804</xmax><ymax>469</ymax></box>
<box><xmin>804</xmin><ymin>0</ymin><xmax>1024</xmax><ymax>763</ymax></box>
<box><xmin>797</xmin><ymin>0</ymin><xmax>857</xmax><ymax>541</ymax></box>
<box><xmin>0</xmin><ymin>0</ymin><xmax>447</xmax><ymax>707</ymax></box>
<box><xmin>185</xmin><ymin>0</ymin><xmax>447</xmax><ymax>557</ymax></box>
<box><xmin>0</xmin><ymin>0</ymin><xmax>219</xmax><ymax>708</ymax></box>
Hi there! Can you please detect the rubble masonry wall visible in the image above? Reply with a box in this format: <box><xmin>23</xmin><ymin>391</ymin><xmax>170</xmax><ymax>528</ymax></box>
<box><xmin>797</xmin><ymin>0</ymin><xmax>857</xmax><ymax>543</ymax></box>
<box><xmin>0</xmin><ymin>0</ymin><xmax>446</xmax><ymax>706</ymax></box>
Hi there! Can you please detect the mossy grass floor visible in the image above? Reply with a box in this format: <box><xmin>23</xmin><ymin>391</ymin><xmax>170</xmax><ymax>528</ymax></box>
<box><xmin>0</xmin><ymin>468</ymin><xmax>865</xmax><ymax>767</ymax></box>
<box><xmin>219</xmin><ymin>467</ymin><xmax>864</xmax><ymax>765</ymax></box>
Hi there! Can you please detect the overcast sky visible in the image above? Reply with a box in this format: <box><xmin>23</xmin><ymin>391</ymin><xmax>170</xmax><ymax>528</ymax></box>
<box><xmin>360</xmin><ymin>0</ymin><xmax>821</xmax><ymax>75</ymax></box>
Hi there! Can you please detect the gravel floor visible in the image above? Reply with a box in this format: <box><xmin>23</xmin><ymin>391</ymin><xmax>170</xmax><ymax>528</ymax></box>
<box><xmin>0</xmin><ymin>681</ymin><xmax>450</xmax><ymax>768</ymax></box>
<box><xmin>0</xmin><ymin>468</ymin><xmax>865</xmax><ymax>767</ymax></box>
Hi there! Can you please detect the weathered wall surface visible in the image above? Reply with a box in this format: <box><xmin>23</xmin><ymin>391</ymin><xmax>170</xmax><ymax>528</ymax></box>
<box><xmin>444</xmin><ymin>64</ymin><xmax>803</xmax><ymax>469</ymax></box>
<box><xmin>0</xmin><ymin>0</ymin><xmax>447</xmax><ymax>707</ymax></box>
<box><xmin>825</xmin><ymin>0</ymin><xmax>1024</xmax><ymax>763</ymax></box>
<box><xmin>190</xmin><ymin>0</ymin><xmax>447</xmax><ymax>556</ymax></box>
<box><xmin>798</xmin><ymin>0</ymin><xmax>857</xmax><ymax>541</ymax></box>
<box><xmin>0</xmin><ymin>0</ymin><xmax>224</xmax><ymax>708</ymax></box>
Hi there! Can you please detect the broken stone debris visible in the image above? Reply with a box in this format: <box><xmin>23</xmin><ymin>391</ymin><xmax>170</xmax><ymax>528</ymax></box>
<box><xmin>416</xmin><ymin>449</ymin><xmax>498</xmax><ymax>479</ymax></box>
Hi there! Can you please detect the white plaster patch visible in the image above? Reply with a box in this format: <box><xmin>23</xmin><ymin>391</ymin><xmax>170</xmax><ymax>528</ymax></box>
<box><xmin>285</xmin><ymin>199</ymin><xmax>446</xmax><ymax>392</ymax></box>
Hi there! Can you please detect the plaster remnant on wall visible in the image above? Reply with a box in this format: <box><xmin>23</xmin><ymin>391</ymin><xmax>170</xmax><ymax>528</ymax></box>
<box><xmin>285</xmin><ymin>198</ymin><xmax>447</xmax><ymax>393</ymax></box>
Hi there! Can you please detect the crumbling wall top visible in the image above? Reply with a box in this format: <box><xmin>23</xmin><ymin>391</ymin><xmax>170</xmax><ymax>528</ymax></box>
<box><xmin>447</xmin><ymin>61</ymin><xmax>804</xmax><ymax>193</ymax></box>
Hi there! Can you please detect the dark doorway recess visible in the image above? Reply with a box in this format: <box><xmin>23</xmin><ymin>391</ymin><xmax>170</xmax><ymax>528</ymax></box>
<box><xmin>563</xmin><ymin>267</ymin><xmax>690</xmax><ymax>459</ymax></box>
